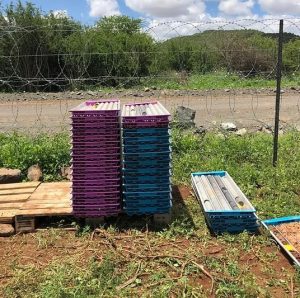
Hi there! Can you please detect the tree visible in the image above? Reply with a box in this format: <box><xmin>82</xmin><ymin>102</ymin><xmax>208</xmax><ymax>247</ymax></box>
<box><xmin>0</xmin><ymin>1</ymin><xmax>80</xmax><ymax>91</ymax></box>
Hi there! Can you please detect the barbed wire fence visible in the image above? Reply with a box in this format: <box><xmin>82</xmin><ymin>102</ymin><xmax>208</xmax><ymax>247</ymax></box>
<box><xmin>0</xmin><ymin>18</ymin><xmax>299</xmax><ymax>134</ymax></box>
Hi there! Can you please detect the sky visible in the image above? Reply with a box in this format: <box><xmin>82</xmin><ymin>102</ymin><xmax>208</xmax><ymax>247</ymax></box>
<box><xmin>1</xmin><ymin>0</ymin><xmax>300</xmax><ymax>38</ymax></box>
<box><xmin>1</xmin><ymin>0</ymin><xmax>300</xmax><ymax>25</ymax></box>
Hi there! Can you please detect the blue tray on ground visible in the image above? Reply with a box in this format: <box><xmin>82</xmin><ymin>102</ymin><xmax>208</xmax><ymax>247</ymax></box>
<box><xmin>191</xmin><ymin>171</ymin><xmax>259</xmax><ymax>234</ymax></box>
<box><xmin>262</xmin><ymin>216</ymin><xmax>300</xmax><ymax>266</ymax></box>
<box><xmin>209</xmin><ymin>226</ymin><xmax>259</xmax><ymax>234</ymax></box>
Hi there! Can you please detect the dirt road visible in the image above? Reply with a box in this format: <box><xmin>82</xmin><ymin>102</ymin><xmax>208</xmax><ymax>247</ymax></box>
<box><xmin>0</xmin><ymin>90</ymin><xmax>299</xmax><ymax>132</ymax></box>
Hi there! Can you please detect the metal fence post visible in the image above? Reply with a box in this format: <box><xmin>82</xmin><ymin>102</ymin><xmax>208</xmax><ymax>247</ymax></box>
<box><xmin>273</xmin><ymin>19</ymin><xmax>284</xmax><ymax>167</ymax></box>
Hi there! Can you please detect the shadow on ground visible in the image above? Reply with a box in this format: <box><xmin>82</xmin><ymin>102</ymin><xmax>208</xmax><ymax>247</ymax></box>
<box><xmin>35</xmin><ymin>185</ymin><xmax>196</xmax><ymax>233</ymax></box>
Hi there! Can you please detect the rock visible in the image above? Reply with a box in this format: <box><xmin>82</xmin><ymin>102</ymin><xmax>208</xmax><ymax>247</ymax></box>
<box><xmin>224</xmin><ymin>89</ymin><xmax>230</xmax><ymax>93</ymax></box>
<box><xmin>194</xmin><ymin>126</ymin><xmax>206</xmax><ymax>135</ymax></box>
<box><xmin>87</xmin><ymin>91</ymin><xmax>96</xmax><ymax>96</ymax></box>
<box><xmin>0</xmin><ymin>224</ymin><xmax>15</xmax><ymax>237</ymax></box>
<box><xmin>27</xmin><ymin>165</ymin><xmax>43</xmax><ymax>182</ymax></box>
<box><xmin>151</xmin><ymin>86</ymin><xmax>157</xmax><ymax>90</ymax></box>
<box><xmin>236</xmin><ymin>128</ymin><xmax>247</xmax><ymax>136</ymax></box>
<box><xmin>174</xmin><ymin>106</ymin><xmax>196</xmax><ymax>129</ymax></box>
<box><xmin>61</xmin><ymin>166</ymin><xmax>71</xmax><ymax>180</ymax></box>
<box><xmin>76</xmin><ymin>91</ymin><xmax>82</xmax><ymax>95</ymax></box>
<box><xmin>144</xmin><ymin>87</ymin><xmax>150</xmax><ymax>92</ymax></box>
<box><xmin>221</xmin><ymin>122</ymin><xmax>237</xmax><ymax>131</ymax></box>
<box><xmin>0</xmin><ymin>168</ymin><xmax>21</xmax><ymax>184</ymax></box>
<box><xmin>261</xmin><ymin>126</ymin><xmax>273</xmax><ymax>134</ymax></box>
<box><xmin>273</xmin><ymin>89</ymin><xmax>285</xmax><ymax>94</ymax></box>
<box><xmin>290</xmin><ymin>86</ymin><xmax>297</xmax><ymax>90</ymax></box>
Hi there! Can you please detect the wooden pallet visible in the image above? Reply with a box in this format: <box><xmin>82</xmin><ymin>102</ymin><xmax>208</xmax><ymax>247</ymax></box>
<box><xmin>15</xmin><ymin>182</ymin><xmax>72</xmax><ymax>233</ymax></box>
<box><xmin>0</xmin><ymin>182</ymin><xmax>40</xmax><ymax>223</ymax></box>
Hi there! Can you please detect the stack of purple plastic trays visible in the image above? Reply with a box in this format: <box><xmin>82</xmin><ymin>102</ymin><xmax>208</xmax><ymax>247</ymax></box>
<box><xmin>70</xmin><ymin>99</ymin><xmax>121</xmax><ymax>217</ymax></box>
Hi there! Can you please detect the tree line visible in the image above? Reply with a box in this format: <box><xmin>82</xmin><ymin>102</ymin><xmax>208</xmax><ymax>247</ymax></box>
<box><xmin>0</xmin><ymin>1</ymin><xmax>299</xmax><ymax>91</ymax></box>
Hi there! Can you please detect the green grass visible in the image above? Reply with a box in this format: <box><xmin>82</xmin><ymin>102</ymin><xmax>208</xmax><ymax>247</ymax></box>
<box><xmin>0</xmin><ymin>129</ymin><xmax>299</xmax><ymax>220</ymax></box>
<box><xmin>1</xmin><ymin>129</ymin><xmax>300</xmax><ymax>297</ymax></box>
<box><xmin>140</xmin><ymin>72</ymin><xmax>300</xmax><ymax>90</ymax></box>
<box><xmin>0</xmin><ymin>132</ymin><xmax>70</xmax><ymax>181</ymax></box>
<box><xmin>172</xmin><ymin>129</ymin><xmax>300</xmax><ymax>219</ymax></box>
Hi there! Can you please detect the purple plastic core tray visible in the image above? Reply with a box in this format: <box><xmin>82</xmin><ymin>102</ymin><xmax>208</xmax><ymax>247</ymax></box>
<box><xmin>71</xmin><ymin>123</ymin><xmax>120</xmax><ymax>128</ymax></box>
<box><xmin>71</xmin><ymin>128</ymin><xmax>120</xmax><ymax>134</ymax></box>
<box><xmin>72</xmin><ymin>160</ymin><xmax>120</xmax><ymax>167</ymax></box>
<box><xmin>73</xmin><ymin>197</ymin><xmax>121</xmax><ymax>203</ymax></box>
<box><xmin>71</xmin><ymin>140</ymin><xmax>120</xmax><ymax>146</ymax></box>
<box><xmin>71</xmin><ymin>148</ymin><xmax>120</xmax><ymax>154</ymax></box>
<box><xmin>72</xmin><ymin>192</ymin><xmax>121</xmax><ymax>198</ymax></box>
<box><xmin>71</xmin><ymin>154</ymin><xmax>120</xmax><ymax>161</ymax></box>
<box><xmin>71</xmin><ymin>134</ymin><xmax>120</xmax><ymax>140</ymax></box>
<box><xmin>71</xmin><ymin>119</ymin><xmax>119</xmax><ymax>125</ymax></box>
<box><xmin>71</xmin><ymin>99</ymin><xmax>120</xmax><ymax>115</ymax></box>
<box><xmin>72</xmin><ymin>185</ymin><xmax>120</xmax><ymax>191</ymax></box>
<box><xmin>71</xmin><ymin>165</ymin><xmax>120</xmax><ymax>172</ymax></box>
<box><xmin>72</xmin><ymin>177</ymin><xmax>120</xmax><ymax>184</ymax></box>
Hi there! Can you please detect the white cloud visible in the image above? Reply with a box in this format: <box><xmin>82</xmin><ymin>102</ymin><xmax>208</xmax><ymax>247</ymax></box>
<box><xmin>52</xmin><ymin>10</ymin><xmax>69</xmax><ymax>19</ymax></box>
<box><xmin>124</xmin><ymin>0</ymin><xmax>205</xmax><ymax>20</ymax></box>
<box><xmin>258</xmin><ymin>0</ymin><xmax>300</xmax><ymax>15</ymax></box>
<box><xmin>87</xmin><ymin>0</ymin><xmax>120</xmax><ymax>17</ymax></box>
<box><xmin>219</xmin><ymin>0</ymin><xmax>254</xmax><ymax>16</ymax></box>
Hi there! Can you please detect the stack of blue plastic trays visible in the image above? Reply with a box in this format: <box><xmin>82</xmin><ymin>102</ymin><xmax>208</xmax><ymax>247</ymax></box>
<box><xmin>122</xmin><ymin>101</ymin><xmax>172</xmax><ymax>215</ymax></box>
<box><xmin>191</xmin><ymin>171</ymin><xmax>259</xmax><ymax>234</ymax></box>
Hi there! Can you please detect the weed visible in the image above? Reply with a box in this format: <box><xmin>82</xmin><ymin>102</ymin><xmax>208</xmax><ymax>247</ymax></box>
<box><xmin>33</xmin><ymin>229</ymin><xmax>62</xmax><ymax>249</ymax></box>
<box><xmin>172</xmin><ymin>129</ymin><xmax>300</xmax><ymax>219</ymax></box>
<box><xmin>0</xmin><ymin>132</ymin><xmax>70</xmax><ymax>181</ymax></box>
<box><xmin>1</xmin><ymin>129</ymin><xmax>300</xmax><ymax>297</ymax></box>
<box><xmin>142</xmin><ymin>72</ymin><xmax>300</xmax><ymax>91</ymax></box>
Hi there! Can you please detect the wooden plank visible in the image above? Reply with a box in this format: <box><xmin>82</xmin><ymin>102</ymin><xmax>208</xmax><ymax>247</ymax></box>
<box><xmin>17</xmin><ymin>207</ymin><xmax>72</xmax><ymax>217</ymax></box>
<box><xmin>24</xmin><ymin>196</ymin><xmax>71</xmax><ymax>203</ymax></box>
<box><xmin>21</xmin><ymin>203</ymin><xmax>71</xmax><ymax>209</ymax></box>
<box><xmin>0</xmin><ymin>203</ymin><xmax>24</xmax><ymax>210</ymax></box>
<box><xmin>0</xmin><ymin>209</ymin><xmax>19</xmax><ymax>223</ymax></box>
<box><xmin>25</xmin><ymin>194</ymin><xmax>71</xmax><ymax>202</ymax></box>
<box><xmin>0</xmin><ymin>189</ymin><xmax>37</xmax><ymax>196</ymax></box>
<box><xmin>0</xmin><ymin>194</ymin><xmax>32</xmax><ymax>203</ymax></box>
<box><xmin>18</xmin><ymin>182</ymin><xmax>72</xmax><ymax>217</ymax></box>
<box><xmin>0</xmin><ymin>182</ymin><xmax>40</xmax><ymax>223</ymax></box>
<box><xmin>0</xmin><ymin>182</ymin><xmax>40</xmax><ymax>191</ymax></box>
<box><xmin>0</xmin><ymin>218</ymin><xmax>14</xmax><ymax>224</ymax></box>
